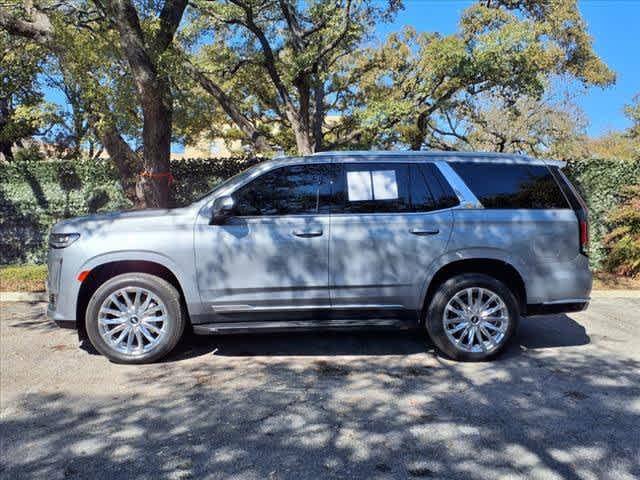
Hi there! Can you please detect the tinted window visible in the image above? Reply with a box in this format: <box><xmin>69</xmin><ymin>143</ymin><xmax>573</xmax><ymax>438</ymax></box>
<box><xmin>451</xmin><ymin>162</ymin><xmax>568</xmax><ymax>209</ymax></box>
<box><xmin>411</xmin><ymin>163</ymin><xmax>460</xmax><ymax>211</ymax></box>
<box><xmin>409</xmin><ymin>164</ymin><xmax>436</xmax><ymax>211</ymax></box>
<box><xmin>335</xmin><ymin>163</ymin><xmax>411</xmax><ymax>214</ymax></box>
<box><xmin>233</xmin><ymin>164</ymin><xmax>334</xmax><ymax>216</ymax></box>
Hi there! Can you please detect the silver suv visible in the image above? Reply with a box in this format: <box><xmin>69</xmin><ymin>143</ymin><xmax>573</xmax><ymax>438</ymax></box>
<box><xmin>47</xmin><ymin>151</ymin><xmax>592</xmax><ymax>364</ymax></box>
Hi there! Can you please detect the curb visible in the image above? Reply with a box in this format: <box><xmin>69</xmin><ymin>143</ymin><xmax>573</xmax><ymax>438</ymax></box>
<box><xmin>1</xmin><ymin>290</ymin><xmax>638</xmax><ymax>303</ymax></box>
<box><xmin>1</xmin><ymin>292</ymin><xmax>47</xmax><ymax>302</ymax></box>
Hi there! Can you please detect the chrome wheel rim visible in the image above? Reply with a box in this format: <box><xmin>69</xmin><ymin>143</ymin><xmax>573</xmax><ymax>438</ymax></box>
<box><xmin>442</xmin><ymin>287</ymin><xmax>509</xmax><ymax>353</ymax></box>
<box><xmin>98</xmin><ymin>287</ymin><xmax>168</xmax><ymax>356</ymax></box>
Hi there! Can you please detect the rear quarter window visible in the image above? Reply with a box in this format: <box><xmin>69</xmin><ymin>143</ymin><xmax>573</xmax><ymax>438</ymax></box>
<box><xmin>450</xmin><ymin>162</ymin><xmax>569</xmax><ymax>209</ymax></box>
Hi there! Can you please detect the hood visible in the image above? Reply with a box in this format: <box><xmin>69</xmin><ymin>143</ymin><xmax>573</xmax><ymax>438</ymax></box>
<box><xmin>52</xmin><ymin>207</ymin><xmax>196</xmax><ymax>236</ymax></box>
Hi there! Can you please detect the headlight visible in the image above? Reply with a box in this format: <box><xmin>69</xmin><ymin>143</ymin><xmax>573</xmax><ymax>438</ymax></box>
<box><xmin>49</xmin><ymin>233</ymin><xmax>80</xmax><ymax>249</ymax></box>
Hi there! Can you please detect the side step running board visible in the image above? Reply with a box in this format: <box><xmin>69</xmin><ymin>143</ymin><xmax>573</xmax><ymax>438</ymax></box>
<box><xmin>192</xmin><ymin>318</ymin><xmax>414</xmax><ymax>335</ymax></box>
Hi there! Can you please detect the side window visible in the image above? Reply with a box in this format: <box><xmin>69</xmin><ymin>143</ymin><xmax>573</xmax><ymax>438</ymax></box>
<box><xmin>233</xmin><ymin>164</ymin><xmax>333</xmax><ymax>216</ymax></box>
<box><xmin>409</xmin><ymin>163</ymin><xmax>460</xmax><ymax>211</ymax></box>
<box><xmin>450</xmin><ymin>162</ymin><xmax>569</xmax><ymax>209</ymax></box>
<box><xmin>409</xmin><ymin>164</ymin><xmax>436</xmax><ymax>211</ymax></box>
<box><xmin>336</xmin><ymin>163</ymin><xmax>411</xmax><ymax>214</ymax></box>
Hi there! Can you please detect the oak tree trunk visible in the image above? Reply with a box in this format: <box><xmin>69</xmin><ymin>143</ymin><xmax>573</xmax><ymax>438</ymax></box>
<box><xmin>136</xmin><ymin>78</ymin><xmax>172</xmax><ymax>208</ymax></box>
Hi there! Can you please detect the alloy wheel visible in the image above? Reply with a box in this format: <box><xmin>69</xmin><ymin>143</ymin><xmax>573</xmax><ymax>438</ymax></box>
<box><xmin>442</xmin><ymin>287</ymin><xmax>510</xmax><ymax>353</ymax></box>
<box><xmin>97</xmin><ymin>287</ymin><xmax>168</xmax><ymax>356</ymax></box>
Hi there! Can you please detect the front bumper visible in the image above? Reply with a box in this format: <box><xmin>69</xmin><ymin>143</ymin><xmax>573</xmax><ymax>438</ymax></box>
<box><xmin>46</xmin><ymin>246</ymin><xmax>80</xmax><ymax>329</ymax></box>
<box><xmin>47</xmin><ymin>297</ymin><xmax>77</xmax><ymax>329</ymax></box>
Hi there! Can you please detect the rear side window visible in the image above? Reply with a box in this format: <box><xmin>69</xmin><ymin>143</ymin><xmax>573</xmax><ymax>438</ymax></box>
<box><xmin>450</xmin><ymin>162</ymin><xmax>568</xmax><ymax>209</ymax></box>
<box><xmin>233</xmin><ymin>164</ymin><xmax>334</xmax><ymax>216</ymax></box>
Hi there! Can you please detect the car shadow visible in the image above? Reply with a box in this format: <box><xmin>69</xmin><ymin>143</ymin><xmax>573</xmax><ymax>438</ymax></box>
<box><xmin>162</xmin><ymin>313</ymin><xmax>589</xmax><ymax>363</ymax></box>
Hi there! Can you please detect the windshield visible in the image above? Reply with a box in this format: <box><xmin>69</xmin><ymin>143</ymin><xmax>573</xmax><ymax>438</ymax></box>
<box><xmin>192</xmin><ymin>164</ymin><xmax>262</xmax><ymax>203</ymax></box>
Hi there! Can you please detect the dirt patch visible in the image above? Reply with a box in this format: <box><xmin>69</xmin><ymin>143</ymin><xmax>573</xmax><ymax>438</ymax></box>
<box><xmin>593</xmin><ymin>271</ymin><xmax>640</xmax><ymax>290</ymax></box>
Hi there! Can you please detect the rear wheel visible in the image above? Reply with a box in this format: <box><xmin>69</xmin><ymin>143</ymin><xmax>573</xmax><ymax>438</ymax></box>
<box><xmin>85</xmin><ymin>273</ymin><xmax>185</xmax><ymax>364</ymax></box>
<box><xmin>425</xmin><ymin>273</ymin><xmax>519</xmax><ymax>361</ymax></box>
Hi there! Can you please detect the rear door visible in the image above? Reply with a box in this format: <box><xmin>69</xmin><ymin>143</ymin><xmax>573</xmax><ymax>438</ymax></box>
<box><xmin>329</xmin><ymin>161</ymin><xmax>455</xmax><ymax>312</ymax></box>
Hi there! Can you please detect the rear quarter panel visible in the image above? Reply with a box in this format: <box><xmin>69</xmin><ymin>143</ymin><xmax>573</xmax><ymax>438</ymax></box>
<box><xmin>446</xmin><ymin>208</ymin><xmax>591</xmax><ymax>304</ymax></box>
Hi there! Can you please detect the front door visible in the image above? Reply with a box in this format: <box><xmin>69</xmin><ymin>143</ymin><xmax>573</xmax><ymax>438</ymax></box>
<box><xmin>194</xmin><ymin>163</ymin><xmax>335</xmax><ymax>321</ymax></box>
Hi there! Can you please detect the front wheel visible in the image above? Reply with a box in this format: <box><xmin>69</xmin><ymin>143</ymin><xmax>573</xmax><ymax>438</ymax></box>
<box><xmin>85</xmin><ymin>273</ymin><xmax>185</xmax><ymax>364</ymax></box>
<box><xmin>425</xmin><ymin>273</ymin><xmax>519</xmax><ymax>361</ymax></box>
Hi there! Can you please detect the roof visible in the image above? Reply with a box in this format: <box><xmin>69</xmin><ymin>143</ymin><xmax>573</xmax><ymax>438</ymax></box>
<box><xmin>305</xmin><ymin>150</ymin><xmax>565</xmax><ymax>167</ymax></box>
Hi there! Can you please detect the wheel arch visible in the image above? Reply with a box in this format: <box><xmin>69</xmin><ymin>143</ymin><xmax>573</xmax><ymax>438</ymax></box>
<box><xmin>76</xmin><ymin>259</ymin><xmax>194</xmax><ymax>339</ymax></box>
<box><xmin>420</xmin><ymin>257</ymin><xmax>527</xmax><ymax>324</ymax></box>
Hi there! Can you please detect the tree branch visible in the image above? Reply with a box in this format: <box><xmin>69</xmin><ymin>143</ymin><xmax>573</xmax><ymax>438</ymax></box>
<box><xmin>184</xmin><ymin>61</ymin><xmax>268</xmax><ymax>151</ymax></box>
<box><xmin>0</xmin><ymin>6</ymin><xmax>54</xmax><ymax>44</ymax></box>
<box><xmin>156</xmin><ymin>0</ymin><xmax>189</xmax><ymax>52</ymax></box>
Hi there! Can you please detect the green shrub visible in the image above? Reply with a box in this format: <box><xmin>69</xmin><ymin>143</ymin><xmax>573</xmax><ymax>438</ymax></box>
<box><xmin>602</xmin><ymin>184</ymin><xmax>640</xmax><ymax>277</ymax></box>
<box><xmin>565</xmin><ymin>158</ymin><xmax>640</xmax><ymax>268</ymax></box>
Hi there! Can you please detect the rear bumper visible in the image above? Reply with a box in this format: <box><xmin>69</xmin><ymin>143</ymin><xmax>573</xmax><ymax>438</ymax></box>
<box><xmin>525</xmin><ymin>299</ymin><xmax>590</xmax><ymax>316</ymax></box>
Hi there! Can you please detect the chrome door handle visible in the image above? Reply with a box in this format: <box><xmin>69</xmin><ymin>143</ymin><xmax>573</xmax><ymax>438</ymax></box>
<box><xmin>409</xmin><ymin>228</ymin><xmax>439</xmax><ymax>236</ymax></box>
<box><xmin>292</xmin><ymin>229</ymin><xmax>323</xmax><ymax>238</ymax></box>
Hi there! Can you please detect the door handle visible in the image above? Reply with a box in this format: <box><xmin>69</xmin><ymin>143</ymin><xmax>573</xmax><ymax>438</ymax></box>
<box><xmin>409</xmin><ymin>227</ymin><xmax>439</xmax><ymax>236</ymax></box>
<box><xmin>292</xmin><ymin>229</ymin><xmax>323</xmax><ymax>238</ymax></box>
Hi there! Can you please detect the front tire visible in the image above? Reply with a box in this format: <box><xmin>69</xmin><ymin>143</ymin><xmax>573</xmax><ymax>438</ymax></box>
<box><xmin>85</xmin><ymin>273</ymin><xmax>185</xmax><ymax>364</ymax></box>
<box><xmin>425</xmin><ymin>273</ymin><xmax>519</xmax><ymax>361</ymax></box>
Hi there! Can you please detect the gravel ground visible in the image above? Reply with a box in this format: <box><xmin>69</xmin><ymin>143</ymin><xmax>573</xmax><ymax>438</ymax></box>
<box><xmin>1</xmin><ymin>298</ymin><xmax>639</xmax><ymax>480</ymax></box>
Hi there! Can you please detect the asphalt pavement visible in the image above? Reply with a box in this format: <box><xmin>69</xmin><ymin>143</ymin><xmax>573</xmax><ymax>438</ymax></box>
<box><xmin>1</xmin><ymin>296</ymin><xmax>639</xmax><ymax>480</ymax></box>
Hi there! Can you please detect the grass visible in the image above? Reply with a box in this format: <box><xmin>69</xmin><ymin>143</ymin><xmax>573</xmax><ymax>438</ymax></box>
<box><xmin>0</xmin><ymin>264</ymin><xmax>638</xmax><ymax>293</ymax></box>
<box><xmin>0</xmin><ymin>265</ymin><xmax>47</xmax><ymax>292</ymax></box>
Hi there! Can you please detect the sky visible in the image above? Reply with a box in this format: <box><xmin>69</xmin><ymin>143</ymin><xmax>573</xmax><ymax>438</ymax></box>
<box><xmin>379</xmin><ymin>0</ymin><xmax>640</xmax><ymax>137</ymax></box>
<box><xmin>43</xmin><ymin>0</ymin><xmax>640</xmax><ymax>141</ymax></box>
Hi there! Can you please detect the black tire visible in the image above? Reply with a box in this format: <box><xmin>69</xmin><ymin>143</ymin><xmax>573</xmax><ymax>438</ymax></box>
<box><xmin>425</xmin><ymin>273</ymin><xmax>519</xmax><ymax>361</ymax></box>
<box><xmin>85</xmin><ymin>273</ymin><xmax>185</xmax><ymax>364</ymax></box>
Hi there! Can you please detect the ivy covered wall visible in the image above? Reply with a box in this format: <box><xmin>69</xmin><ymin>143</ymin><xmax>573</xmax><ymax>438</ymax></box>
<box><xmin>1</xmin><ymin>157</ymin><xmax>637</xmax><ymax>267</ymax></box>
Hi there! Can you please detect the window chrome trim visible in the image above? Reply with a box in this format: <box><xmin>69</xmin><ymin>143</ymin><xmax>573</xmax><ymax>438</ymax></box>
<box><xmin>434</xmin><ymin>161</ymin><xmax>483</xmax><ymax>209</ymax></box>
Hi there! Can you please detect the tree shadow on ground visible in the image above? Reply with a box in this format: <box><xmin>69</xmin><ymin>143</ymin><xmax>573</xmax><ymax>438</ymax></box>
<box><xmin>164</xmin><ymin>313</ymin><xmax>589</xmax><ymax>361</ymax></box>
<box><xmin>3</xmin><ymin>313</ymin><xmax>635</xmax><ymax>480</ymax></box>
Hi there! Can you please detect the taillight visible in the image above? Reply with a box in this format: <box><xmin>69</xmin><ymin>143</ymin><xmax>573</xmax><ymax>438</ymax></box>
<box><xmin>579</xmin><ymin>219</ymin><xmax>589</xmax><ymax>255</ymax></box>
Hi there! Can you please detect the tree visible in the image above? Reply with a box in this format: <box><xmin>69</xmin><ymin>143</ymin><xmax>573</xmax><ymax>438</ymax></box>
<box><xmin>352</xmin><ymin>0</ymin><xmax>615</xmax><ymax>151</ymax></box>
<box><xmin>184</xmin><ymin>0</ymin><xmax>400</xmax><ymax>155</ymax></box>
<box><xmin>0</xmin><ymin>0</ymin><xmax>188</xmax><ymax>207</ymax></box>
<box><xmin>441</xmin><ymin>90</ymin><xmax>589</xmax><ymax>160</ymax></box>
<box><xmin>0</xmin><ymin>30</ymin><xmax>57</xmax><ymax>160</ymax></box>
<box><xmin>625</xmin><ymin>94</ymin><xmax>640</xmax><ymax>142</ymax></box>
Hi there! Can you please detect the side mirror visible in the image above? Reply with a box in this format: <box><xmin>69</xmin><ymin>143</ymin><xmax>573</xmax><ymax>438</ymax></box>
<box><xmin>210</xmin><ymin>195</ymin><xmax>235</xmax><ymax>225</ymax></box>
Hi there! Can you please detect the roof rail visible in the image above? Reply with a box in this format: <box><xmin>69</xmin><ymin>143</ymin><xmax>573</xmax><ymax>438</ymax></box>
<box><xmin>311</xmin><ymin>150</ymin><xmax>533</xmax><ymax>159</ymax></box>
<box><xmin>308</xmin><ymin>150</ymin><xmax>563</xmax><ymax>167</ymax></box>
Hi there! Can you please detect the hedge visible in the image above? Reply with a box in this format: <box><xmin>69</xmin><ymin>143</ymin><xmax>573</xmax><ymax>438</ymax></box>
<box><xmin>1</xmin><ymin>156</ymin><xmax>638</xmax><ymax>267</ymax></box>
<box><xmin>0</xmin><ymin>157</ymin><xmax>260</xmax><ymax>264</ymax></box>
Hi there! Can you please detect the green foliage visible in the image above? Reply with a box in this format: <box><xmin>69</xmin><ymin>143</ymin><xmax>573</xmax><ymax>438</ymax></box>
<box><xmin>602</xmin><ymin>184</ymin><xmax>640</xmax><ymax>277</ymax></box>
<box><xmin>353</xmin><ymin>0</ymin><xmax>615</xmax><ymax>151</ymax></box>
<box><xmin>0</xmin><ymin>31</ymin><xmax>58</xmax><ymax>157</ymax></box>
<box><xmin>624</xmin><ymin>94</ymin><xmax>640</xmax><ymax>142</ymax></box>
<box><xmin>565</xmin><ymin>159</ymin><xmax>640</xmax><ymax>269</ymax></box>
<box><xmin>0</xmin><ymin>157</ymin><xmax>261</xmax><ymax>263</ymax></box>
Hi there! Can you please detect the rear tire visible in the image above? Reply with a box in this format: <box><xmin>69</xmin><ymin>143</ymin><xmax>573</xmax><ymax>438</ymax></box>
<box><xmin>425</xmin><ymin>273</ymin><xmax>519</xmax><ymax>361</ymax></box>
<box><xmin>85</xmin><ymin>273</ymin><xmax>185</xmax><ymax>364</ymax></box>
